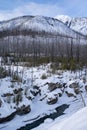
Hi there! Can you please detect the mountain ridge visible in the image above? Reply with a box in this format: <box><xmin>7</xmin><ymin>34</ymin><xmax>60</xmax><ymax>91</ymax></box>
<box><xmin>0</xmin><ymin>15</ymin><xmax>85</xmax><ymax>39</ymax></box>
<box><xmin>56</xmin><ymin>15</ymin><xmax>87</xmax><ymax>35</ymax></box>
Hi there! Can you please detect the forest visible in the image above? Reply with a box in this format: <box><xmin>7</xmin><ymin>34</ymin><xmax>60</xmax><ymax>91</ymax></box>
<box><xmin>0</xmin><ymin>28</ymin><xmax>87</xmax><ymax>71</ymax></box>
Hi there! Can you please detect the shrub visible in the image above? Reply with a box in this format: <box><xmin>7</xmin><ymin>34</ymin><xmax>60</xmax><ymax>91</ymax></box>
<box><xmin>61</xmin><ymin>59</ymin><xmax>77</xmax><ymax>71</ymax></box>
<box><xmin>0</xmin><ymin>99</ymin><xmax>2</xmax><ymax>107</ymax></box>
<box><xmin>83</xmin><ymin>77</ymin><xmax>86</xmax><ymax>83</ymax></box>
<box><xmin>0</xmin><ymin>67</ymin><xmax>8</xmax><ymax>78</ymax></box>
<box><xmin>24</xmin><ymin>87</ymin><xmax>29</xmax><ymax>97</ymax></box>
<box><xmin>69</xmin><ymin>59</ymin><xmax>77</xmax><ymax>71</ymax></box>
<box><xmin>13</xmin><ymin>92</ymin><xmax>22</xmax><ymax>106</ymax></box>
<box><xmin>41</xmin><ymin>73</ymin><xmax>47</xmax><ymax>79</ymax></box>
<box><xmin>37</xmin><ymin>57</ymin><xmax>50</xmax><ymax>66</ymax></box>
<box><xmin>50</xmin><ymin>63</ymin><xmax>59</xmax><ymax>70</ymax></box>
<box><xmin>12</xmin><ymin>73</ymin><xmax>22</xmax><ymax>82</ymax></box>
<box><xmin>7</xmin><ymin>96</ymin><xmax>11</xmax><ymax>104</ymax></box>
<box><xmin>50</xmin><ymin>63</ymin><xmax>60</xmax><ymax>74</ymax></box>
<box><xmin>61</xmin><ymin>62</ymin><xmax>69</xmax><ymax>70</ymax></box>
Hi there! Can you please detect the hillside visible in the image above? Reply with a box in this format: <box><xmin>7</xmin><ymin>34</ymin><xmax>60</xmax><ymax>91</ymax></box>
<box><xmin>0</xmin><ymin>15</ymin><xmax>84</xmax><ymax>38</ymax></box>
<box><xmin>56</xmin><ymin>15</ymin><xmax>87</xmax><ymax>35</ymax></box>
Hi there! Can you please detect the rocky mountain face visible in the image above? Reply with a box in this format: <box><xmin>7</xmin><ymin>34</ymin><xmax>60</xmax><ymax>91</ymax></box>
<box><xmin>56</xmin><ymin>15</ymin><xmax>87</xmax><ymax>36</ymax></box>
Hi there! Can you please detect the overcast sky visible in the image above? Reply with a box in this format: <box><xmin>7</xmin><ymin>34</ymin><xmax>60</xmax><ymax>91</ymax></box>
<box><xmin>0</xmin><ymin>0</ymin><xmax>87</xmax><ymax>20</ymax></box>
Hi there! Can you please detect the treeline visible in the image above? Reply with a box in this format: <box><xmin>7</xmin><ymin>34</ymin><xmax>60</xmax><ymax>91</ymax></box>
<box><xmin>0</xmin><ymin>28</ymin><xmax>87</xmax><ymax>70</ymax></box>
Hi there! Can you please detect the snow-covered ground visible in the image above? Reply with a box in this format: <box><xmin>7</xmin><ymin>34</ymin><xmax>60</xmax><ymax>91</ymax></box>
<box><xmin>45</xmin><ymin>106</ymin><xmax>87</xmax><ymax>130</ymax></box>
<box><xmin>0</xmin><ymin>64</ymin><xmax>87</xmax><ymax>130</ymax></box>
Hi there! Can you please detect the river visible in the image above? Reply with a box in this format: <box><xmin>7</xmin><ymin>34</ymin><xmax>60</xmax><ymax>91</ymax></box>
<box><xmin>18</xmin><ymin>104</ymin><xmax>69</xmax><ymax>130</ymax></box>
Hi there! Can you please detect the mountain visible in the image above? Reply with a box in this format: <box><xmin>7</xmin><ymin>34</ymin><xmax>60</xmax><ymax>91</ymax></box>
<box><xmin>0</xmin><ymin>15</ymin><xmax>86</xmax><ymax>56</ymax></box>
<box><xmin>0</xmin><ymin>15</ymin><xmax>85</xmax><ymax>39</ymax></box>
<box><xmin>56</xmin><ymin>15</ymin><xmax>87</xmax><ymax>35</ymax></box>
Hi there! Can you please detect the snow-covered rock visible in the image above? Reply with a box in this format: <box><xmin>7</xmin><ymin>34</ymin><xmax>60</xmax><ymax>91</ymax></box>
<box><xmin>47</xmin><ymin>93</ymin><xmax>58</xmax><ymax>105</ymax></box>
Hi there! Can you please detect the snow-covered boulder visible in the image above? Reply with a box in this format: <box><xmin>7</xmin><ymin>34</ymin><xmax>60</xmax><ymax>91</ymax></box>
<box><xmin>17</xmin><ymin>105</ymin><xmax>31</xmax><ymax>115</ymax></box>
<box><xmin>47</xmin><ymin>93</ymin><xmax>58</xmax><ymax>105</ymax></box>
<box><xmin>69</xmin><ymin>82</ymin><xmax>81</xmax><ymax>95</ymax></box>
<box><xmin>47</xmin><ymin>83</ymin><xmax>58</xmax><ymax>92</ymax></box>
<box><xmin>30</xmin><ymin>88</ymin><xmax>41</xmax><ymax>96</ymax></box>
<box><xmin>69</xmin><ymin>82</ymin><xmax>79</xmax><ymax>88</ymax></box>
<box><xmin>65</xmin><ymin>91</ymin><xmax>76</xmax><ymax>98</ymax></box>
<box><xmin>47</xmin><ymin>82</ymin><xmax>63</xmax><ymax>92</ymax></box>
<box><xmin>74</xmin><ymin>87</ymin><xmax>81</xmax><ymax>94</ymax></box>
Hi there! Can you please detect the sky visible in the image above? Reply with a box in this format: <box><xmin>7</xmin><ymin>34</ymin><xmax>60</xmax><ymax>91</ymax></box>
<box><xmin>0</xmin><ymin>0</ymin><xmax>87</xmax><ymax>21</ymax></box>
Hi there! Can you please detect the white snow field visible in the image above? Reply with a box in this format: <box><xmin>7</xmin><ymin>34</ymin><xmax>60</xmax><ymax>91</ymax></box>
<box><xmin>0</xmin><ymin>64</ymin><xmax>87</xmax><ymax>130</ymax></box>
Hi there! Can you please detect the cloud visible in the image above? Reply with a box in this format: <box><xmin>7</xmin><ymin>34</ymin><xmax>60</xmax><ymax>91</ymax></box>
<box><xmin>0</xmin><ymin>2</ymin><xmax>65</xmax><ymax>21</ymax></box>
<box><xmin>0</xmin><ymin>0</ymin><xmax>87</xmax><ymax>21</ymax></box>
<box><xmin>0</xmin><ymin>10</ymin><xmax>23</xmax><ymax>21</ymax></box>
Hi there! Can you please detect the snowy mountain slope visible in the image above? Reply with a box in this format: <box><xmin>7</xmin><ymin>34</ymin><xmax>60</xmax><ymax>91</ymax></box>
<box><xmin>0</xmin><ymin>15</ymin><xmax>84</xmax><ymax>38</ymax></box>
<box><xmin>56</xmin><ymin>15</ymin><xmax>71</xmax><ymax>27</ymax></box>
<box><xmin>56</xmin><ymin>15</ymin><xmax>87</xmax><ymax>35</ymax></box>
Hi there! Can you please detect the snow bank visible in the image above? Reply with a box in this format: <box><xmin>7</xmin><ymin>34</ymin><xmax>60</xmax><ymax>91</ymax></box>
<box><xmin>49</xmin><ymin>107</ymin><xmax>87</xmax><ymax>130</ymax></box>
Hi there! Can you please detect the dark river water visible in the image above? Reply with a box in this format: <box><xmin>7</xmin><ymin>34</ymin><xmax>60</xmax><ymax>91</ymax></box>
<box><xmin>18</xmin><ymin>104</ymin><xmax>69</xmax><ymax>130</ymax></box>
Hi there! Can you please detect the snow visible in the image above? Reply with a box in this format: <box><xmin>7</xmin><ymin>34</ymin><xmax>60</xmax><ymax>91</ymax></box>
<box><xmin>44</xmin><ymin>118</ymin><xmax>53</xmax><ymax>123</ymax></box>
<box><xmin>48</xmin><ymin>107</ymin><xmax>87</xmax><ymax>130</ymax></box>
<box><xmin>0</xmin><ymin>15</ymin><xmax>83</xmax><ymax>38</ymax></box>
<box><xmin>56</xmin><ymin>15</ymin><xmax>87</xmax><ymax>35</ymax></box>
<box><xmin>32</xmin><ymin>97</ymin><xmax>87</xmax><ymax>130</ymax></box>
<box><xmin>55</xmin><ymin>15</ymin><xmax>71</xmax><ymax>26</ymax></box>
<box><xmin>0</xmin><ymin>64</ymin><xmax>87</xmax><ymax>130</ymax></box>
